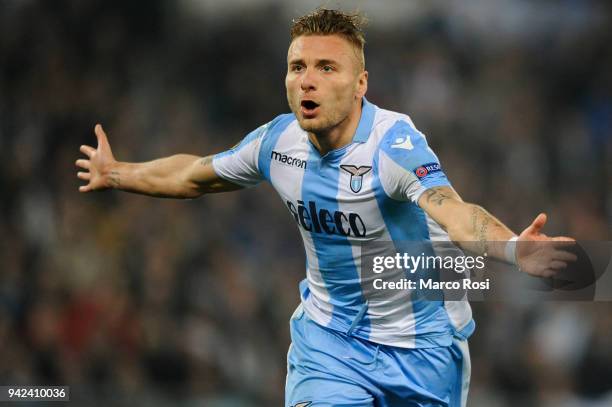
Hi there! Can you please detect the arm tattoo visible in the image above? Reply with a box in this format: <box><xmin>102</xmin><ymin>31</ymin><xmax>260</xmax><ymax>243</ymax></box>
<box><xmin>109</xmin><ymin>170</ymin><xmax>121</xmax><ymax>188</ymax></box>
<box><xmin>425</xmin><ymin>188</ymin><xmax>452</xmax><ymax>206</ymax></box>
<box><xmin>200</xmin><ymin>155</ymin><xmax>213</xmax><ymax>167</ymax></box>
<box><xmin>471</xmin><ymin>206</ymin><xmax>478</xmax><ymax>237</ymax></box>
<box><xmin>471</xmin><ymin>206</ymin><xmax>490</xmax><ymax>254</ymax></box>
<box><xmin>479</xmin><ymin>214</ymin><xmax>490</xmax><ymax>255</ymax></box>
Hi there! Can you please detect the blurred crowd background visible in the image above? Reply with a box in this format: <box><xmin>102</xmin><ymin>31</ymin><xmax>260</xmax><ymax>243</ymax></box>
<box><xmin>1</xmin><ymin>0</ymin><xmax>611</xmax><ymax>406</ymax></box>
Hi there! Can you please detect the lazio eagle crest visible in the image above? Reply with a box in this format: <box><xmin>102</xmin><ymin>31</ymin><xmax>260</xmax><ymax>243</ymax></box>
<box><xmin>340</xmin><ymin>165</ymin><xmax>372</xmax><ymax>193</ymax></box>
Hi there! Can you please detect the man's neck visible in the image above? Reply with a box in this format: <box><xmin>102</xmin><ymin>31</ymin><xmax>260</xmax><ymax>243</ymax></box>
<box><xmin>308</xmin><ymin>100</ymin><xmax>363</xmax><ymax>155</ymax></box>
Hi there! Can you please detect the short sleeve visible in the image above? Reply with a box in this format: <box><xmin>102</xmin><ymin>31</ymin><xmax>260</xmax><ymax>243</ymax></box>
<box><xmin>377</xmin><ymin>119</ymin><xmax>451</xmax><ymax>203</ymax></box>
<box><xmin>212</xmin><ymin>123</ymin><xmax>269</xmax><ymax>188</ymax></box>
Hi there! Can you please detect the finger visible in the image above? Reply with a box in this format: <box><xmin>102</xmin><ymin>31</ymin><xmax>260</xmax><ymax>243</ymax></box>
<box><xmin>80</xmin><ymin>145</ymin><xmax>96</xmax><ymax>157</ymax></box>
<box><xmin>540</xmin><ymin>269</ymin><xmax>558</xmax><ymax>278</ymax></box>
<box><xmin>77</xmin><ymin>172</ymin><xmax>90</xmax><ymax>181</ymax></box>
<box><xmin>79</xmin><ymin>184</ymin><xmax>91</xmax><ymax>193</ymax></box>
<box><xmin>75</xmin><ymin>159</ymin><xmax>90</xmax><ymax>170</ymax></box>
<box><xmin>528</xmin><ymin>213</ymin><xmax>547</xmax><ymax>234</ymax></box>
<box><xmin>552</xmin><ymin>250</ymin><xmax>577</xmax><ymax>262</ymax></box>
<box><xmin>94</xmin><ymin>124</ymin><xmax>110</xmax><ymax>149</ymax></box>
<box><xmin>550</xmin><ymin>240</ymin><xmax>577</xmax><ymax>253</ymax></box>
<box><xmin>550</xmin><ymin>260</ymin><xmax>567</xmax><ymax>270</ymax></box>
<box><xmin>522</xmin><ymin>213</ymin><xmax>547</xmax><ymax>238</ymax></box>
<box><xmin>552</xmin><ymin>236</ymin><xmax>575</xmax><ymax>242</ymax></box>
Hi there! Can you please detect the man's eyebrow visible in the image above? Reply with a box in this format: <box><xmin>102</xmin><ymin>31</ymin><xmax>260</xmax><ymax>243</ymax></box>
<box><xmin>316</xmin><ymin>59</ymin><xmax>338</xmax><ymax>67</ymax></box>
<box><xmin>287</xmin><ymin>58</ymin><xmax>340</xmax><ymax>66</ymax></box>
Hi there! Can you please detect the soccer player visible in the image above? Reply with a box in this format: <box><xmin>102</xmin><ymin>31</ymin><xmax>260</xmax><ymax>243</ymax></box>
<box><xmin>75</xmin><ymin>9</ymin><xmax>575</xmax><ymax>407</ymax></box>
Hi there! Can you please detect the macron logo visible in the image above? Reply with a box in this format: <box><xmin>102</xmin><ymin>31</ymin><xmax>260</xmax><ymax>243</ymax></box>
<box><xmin>391</xmin><ymin>136</ymin><xmax>414</xmax><ymax>150</ymax></box>
<box><xmin>271</xmin><ymin>150</ymin><xmax>307</xmax><ymax>169</ymax></box>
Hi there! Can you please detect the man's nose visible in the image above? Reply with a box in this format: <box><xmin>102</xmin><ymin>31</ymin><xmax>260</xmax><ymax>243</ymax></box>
<box><xmin>300</xmin><ymin>68</ymin><xmax>317</xmax><ymax>91</ymax></box>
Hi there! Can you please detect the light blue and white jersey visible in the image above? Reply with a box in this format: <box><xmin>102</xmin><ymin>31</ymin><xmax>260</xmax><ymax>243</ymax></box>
<box><xmin>213</xmin><ymin>98</ymin><xmax>474</xmax><ymax>348</ymax></box>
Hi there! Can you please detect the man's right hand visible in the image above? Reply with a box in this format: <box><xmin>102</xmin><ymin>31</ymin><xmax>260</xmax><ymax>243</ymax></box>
<box><xmin>76</xmin><ymin>124</ymin><xmax>117</xmax><ymax>192</ymax></box>
<box><xmin>75</xmin><ymin>123</ymin><xmax>241</xmax><ymax>198</ymax></box>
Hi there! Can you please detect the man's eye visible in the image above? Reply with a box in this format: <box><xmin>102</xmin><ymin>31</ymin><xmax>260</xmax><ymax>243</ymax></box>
<box><xmin>322</xmin><ymin>65</ymin><xmax>333</xmax><ymax>72</ymax></box>
<box><xmin>292</xmin><ymin>65</ymin><xmax>303</xmax><ymax>72</ymax></box>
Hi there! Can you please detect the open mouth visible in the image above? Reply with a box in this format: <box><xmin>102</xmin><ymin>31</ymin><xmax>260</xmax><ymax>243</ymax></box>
<box><xmin>300</xmin><ymin>100</ymin><xmax>320</xmax><ymax>117</ymax></box>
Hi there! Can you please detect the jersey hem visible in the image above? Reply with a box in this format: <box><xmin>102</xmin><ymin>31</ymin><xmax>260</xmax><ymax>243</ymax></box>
<box><xmin>302</xmin><ymin>299</ymin><xmax>455</xmax><ymax>349</ymax></box>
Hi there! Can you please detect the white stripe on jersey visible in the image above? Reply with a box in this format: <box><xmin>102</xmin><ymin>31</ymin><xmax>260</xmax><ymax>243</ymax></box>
<box><xmin>269</xmin><ymin>121</ymin><xmax>335</xmax><ymax>327</ymax></box>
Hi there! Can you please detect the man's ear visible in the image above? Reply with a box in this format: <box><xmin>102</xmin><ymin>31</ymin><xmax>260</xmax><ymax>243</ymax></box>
<box><xmin>356</xmin><ymin>70</ymin><xmax>368</xmax><ymax>99</ymax></box>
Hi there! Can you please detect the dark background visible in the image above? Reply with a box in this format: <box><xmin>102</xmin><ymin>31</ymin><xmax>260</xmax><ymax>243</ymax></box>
<box><xmin>1</xmin><ymin>1</ymin><xmax>611</xmax><ymax>405</ymax></box>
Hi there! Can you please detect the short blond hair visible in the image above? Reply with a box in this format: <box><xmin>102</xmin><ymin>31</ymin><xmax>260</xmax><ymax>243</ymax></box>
<box><xmin>290</xmin><ymin>8</ymin><xmax>367</xmax><ymax>69</ymax></box>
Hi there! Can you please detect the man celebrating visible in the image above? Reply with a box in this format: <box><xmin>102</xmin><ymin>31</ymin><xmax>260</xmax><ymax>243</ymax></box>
<box><xmin>76</xmin><ymin>8</ymin><xmax>575</xmax><ymax>407</ymax></box>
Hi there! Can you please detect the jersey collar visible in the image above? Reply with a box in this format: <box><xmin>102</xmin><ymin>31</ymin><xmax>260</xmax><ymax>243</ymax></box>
<box><xmin>353</xmin><ymin>97</ymin><xmax>376</xmax><ymax>143</ymax></box>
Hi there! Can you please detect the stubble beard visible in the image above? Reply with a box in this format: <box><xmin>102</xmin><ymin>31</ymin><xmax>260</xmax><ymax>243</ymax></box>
<box><xmin>291</xmin><ymin>101</ymin><xmax>350</xmax><ymax>138</ymax></box>
<box><xmin>298</xmin><ymin>116</ymin><xmax>335</xmax><ymax>135</ymax></box>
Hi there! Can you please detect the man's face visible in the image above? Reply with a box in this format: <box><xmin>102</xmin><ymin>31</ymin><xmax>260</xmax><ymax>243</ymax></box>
<box><xmin>286</xmin><ymin>34</ymin><xmax>367</xmax><ymax>135</ymax></box>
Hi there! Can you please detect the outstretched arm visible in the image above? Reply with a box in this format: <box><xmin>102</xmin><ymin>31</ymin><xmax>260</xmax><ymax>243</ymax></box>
<box><xmin>75</xmin><ymin>124</ymin><xmax>242</xmax><ymax>198</ymax></box>
<box><xmin>418</xmin><ymin>186</ymin><xmax>576</xmax><ymax>277</ymax></box>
